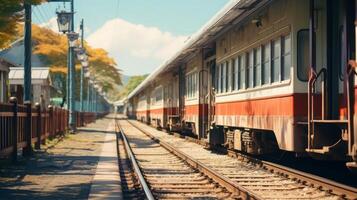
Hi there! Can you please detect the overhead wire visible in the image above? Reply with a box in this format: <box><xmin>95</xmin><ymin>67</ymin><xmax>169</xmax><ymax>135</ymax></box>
<box><xmin>114</xmin><ymin>0</ymin><xmax>121</xmax><ymax>19</ymax></box>
<box><xmin>33</xmin><ymin>6</ymin><xmax>52</xmax><ymax>30</ymax></box>
<box><xmin>41</xmin><ymin>3</ymin><xmax>54</xmax><ymax>21</ymax></box>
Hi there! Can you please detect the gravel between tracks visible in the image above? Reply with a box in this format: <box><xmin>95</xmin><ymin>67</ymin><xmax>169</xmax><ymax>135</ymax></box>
<box><xmin>129</xmin><ymin>120</ymin><xmax>347</xmax><ymax>200</ymax></box>
<box><xmin>119</xmin><ymin>120</ymin><xmax>236</xmax><ymax>199</ymax></box>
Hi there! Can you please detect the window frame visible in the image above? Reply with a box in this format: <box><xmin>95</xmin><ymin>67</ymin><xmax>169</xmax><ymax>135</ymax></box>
<box><xmin>282</xmin><ymin>34</ymin><xmax>291</xmax><ymax>81</ymax></box>
<box><xmin>271</xmin><ymin>38</ymin><xmax>281</xmax><ymax>83</ymax></box>
<box><xmin>238</xmin><ymin>55</ymin><xmax>245</xmax><ymax>90</ymax></box>
<box><xmin>297</xmin><ymin>29</ymin><xmax>309</xmax><ymax>82</ymax></box>
<box><xmin>185</xmin><ymin>71</ymin><xmax>198</xmax><ymax>99</ymax></box>
<box><xmin>247</xmin><ymin>50</ymin><xmax>254</xmax><ymax>88</ymax></box>
<box><xmin>262</xmin><ymin>42</ymin><xmax>271</xmax><ymax>85</ymax></box>
<box><xmin>254</xmin><ymin>47</ymin><xmax>262</xmax><ymax>87</ymax></box>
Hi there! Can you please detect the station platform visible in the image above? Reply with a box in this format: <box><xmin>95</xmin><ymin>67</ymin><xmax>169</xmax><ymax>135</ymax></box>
<box><xmin>0</xmin><ymin>115</ymin><xmax>122</xmax><ymax>200</ymax></box>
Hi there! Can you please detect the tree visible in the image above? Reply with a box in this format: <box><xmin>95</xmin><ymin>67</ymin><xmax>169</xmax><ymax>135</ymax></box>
<box><xmin>117</xmin><ymin>75</ymin><xmax>148</xmax><ymax>99</ymax></box>
<box><xmin>17</xmin><ymin>24</ymin><xmax>123</xmax><ymax>101</ymax></box>
<box><xmin>0</xmin><ymin>0</ymin><xmax>44</xmax><ymax>48</ymax></box>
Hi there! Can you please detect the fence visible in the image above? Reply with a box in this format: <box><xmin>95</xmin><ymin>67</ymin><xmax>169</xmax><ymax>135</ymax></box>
<box><xmin>0</xmin><ymin>97</ymin><xmax>99</xmax><ymax>161</ymax></box>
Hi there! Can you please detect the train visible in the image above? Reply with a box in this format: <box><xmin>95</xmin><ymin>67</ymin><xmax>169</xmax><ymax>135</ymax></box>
<box><xmin>124</xmin><ymin>0</ymin><xmax>357</xmax><ymax>170</ymax></box>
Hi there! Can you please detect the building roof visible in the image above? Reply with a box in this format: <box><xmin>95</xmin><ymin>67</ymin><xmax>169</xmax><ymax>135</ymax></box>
<box><xmin>9</xmin><ymin>67</ymin><xmax>51</xmax><ymax>85</ymax></box>
<box><xmin>127</xmin><ymin>0</ymin><xmax>271</xmax><ymax>99</ymax></box>
<box><xmin>0</xmin><ymin>38</ymin><xmax>47</xmax><ymax>68</ymax></box>
<box><xmin>0</xmin><ymin>58</ymin><xmax>17</xmax><ymax>72</ymax></box>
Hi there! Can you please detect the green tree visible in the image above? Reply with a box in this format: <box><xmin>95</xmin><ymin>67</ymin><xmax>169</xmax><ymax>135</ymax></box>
<box><xmin>118</xmin><ymin>74</ymin><xmax>148</xmax><ymax>99</ymax></box>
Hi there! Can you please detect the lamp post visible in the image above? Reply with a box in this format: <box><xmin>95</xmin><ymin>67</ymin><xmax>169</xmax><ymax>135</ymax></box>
<box><xmin>83</xmin><ymin>69</ymin><xmax>89</xmax><ymax>111</ymax></box>
<box><xmin>23</xmin><ymin>0</ymin><xmax>32</xmax><ymax>157</ymax></box>
<box><xmin>79</xmin><ymin>19</ymin><xmax>85</xmax><ymax>113</ymax></box>
<box><xmin>24</xmin><ymin>1</ymin><xmax>32</xmax><ymax>103</ymax></box>
<box><xmin>56</xmin><ymin>5</ymin><xmax>77</xmax><ymax>132</ymax></box>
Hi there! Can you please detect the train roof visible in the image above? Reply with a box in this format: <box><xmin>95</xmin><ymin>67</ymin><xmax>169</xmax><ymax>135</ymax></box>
<box><xmin>127</xmin><ymin>0</ymin><xmax>271</xmax><ymax>100</ymax></box>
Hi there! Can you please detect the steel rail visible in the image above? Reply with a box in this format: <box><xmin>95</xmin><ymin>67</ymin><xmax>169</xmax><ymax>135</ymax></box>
<box><xmin>126</xmin><ymin>119</ymin><xmax>263</xmax><ymax>200</ymax></box>
<box><xmin>227</xmin><ymin>151</ymin><xmax>357</xmax><ymax>200</ymax></box>
<box><xmin>128</xmin><ymin>119</ymin><xmax>357</xmax><ymax>200</ymax></box>
<box><xmin>115</xmin><ymin>119</ymin><xmax>155</xmax><ymax>200</ymax></box>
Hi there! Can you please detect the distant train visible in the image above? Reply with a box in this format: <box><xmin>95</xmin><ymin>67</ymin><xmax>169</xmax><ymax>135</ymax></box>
<box><xmin>125</xmin><ymin>0</ymin><xmax>357</xmax><ymax>170</ymax></box>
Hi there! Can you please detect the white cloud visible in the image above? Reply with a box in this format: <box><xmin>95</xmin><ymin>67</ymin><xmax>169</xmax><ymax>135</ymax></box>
<box><xmin>87</xmin><ymin>18</ymin><xmax>188</xmax><ymax>76</ymax></box>
<box><xmin>39</xmin><ymin>17</ymin><xmax>59</xmax><ymax>33</ymax></box>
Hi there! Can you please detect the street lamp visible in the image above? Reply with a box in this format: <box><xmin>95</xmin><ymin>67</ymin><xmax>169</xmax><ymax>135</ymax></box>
<box><xmin>56</xmin><ymin>8</ymin><xmax>77</xmax><ymax>132</ymax></box>
<box><xmin>84</xmin><ymin>71</ymin><xmax>90</xmax><ymax>78</ymax></box>
<box><xmin>81</xmin><ymin>60</ymin><xmax>89</xmax><ymax>68</ymax></box>
<box><xmin>56</xmin><ymin>11</ymin><xmax>73</xmax><ymax>33</ymax></box>
<box><xmin>67</xmin><ymin>32</ymin><xmax>79</xmax><ymax>47</ymax></box>
<box><xmin>76</xmin><ymin>49</ymin><xmax>88</xmax><ymax>61</ymax></box>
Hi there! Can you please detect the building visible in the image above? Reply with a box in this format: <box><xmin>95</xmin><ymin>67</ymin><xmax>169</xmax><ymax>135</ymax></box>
<box><xmin>9</xmin><ymin>67</ymin><xmax>59</xmax><ymax>108</ymax></box>
<box><xmin>0</xmin><ymin>59</ymin><xmax>16</xmax><ymax>102</ymax></box>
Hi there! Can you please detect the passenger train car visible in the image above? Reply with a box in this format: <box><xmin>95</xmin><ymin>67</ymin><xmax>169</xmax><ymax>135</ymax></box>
<box><xmin>126</xmin><ymin>0</ymin><xmax>357</xmax><ymax>170</ymax></box>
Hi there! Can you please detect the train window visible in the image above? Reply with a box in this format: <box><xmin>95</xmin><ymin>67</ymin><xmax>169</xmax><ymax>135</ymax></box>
<box><xmin>247</xmin><ymin>51</ymin><xmax>254</xmax><ymax>88</ymax></box>
<box><xmin>232</xmin><ymin>58</ymin><xmax>239</xmax><ymax>91</ymax></box>
<box><xmin>262</xmin><ymin>43</ymin><xmax>271</xmax><ymax>84</ymax></box>
<box><xmin>222</xmin><ymin>62</ymin><xmax>227</xmax><ymax>92</ymax></box>
<box><xmin>272</xmin><ymin>39</ymin><xmax>281</xmax><ymax>82</ymax></box>
<box><xmin>225</xmin><ymin>61</ymin><xmax>230</xmax><ymax>92</ymax></box>
<box><xmin>231</xmin><ymin>60</ymin><xmax>235</xmax><ymax>91</ymax></box>
<box><xmin>282</xmin><ymin>34</ymin><xmax>291</xmax><ymax>80</ymax></box>
<box><xmin>226</xmin><ymin>61</ymin><xmax>233</xmax><ymax>92</ymax></box>
<box><xmin>155</xmin><ymin>87</ymin><xmax>163</xmax><ymax>102</ymax></box>
<box><xmin>217</xmin><ymin>64</ymin><xmax>221</xmax><ymax>93</ymax></box>
<box><xmin>239</xmin><ymin>55</ymin><xmax>245</xmax><ymax>89</ymax></box>
<box><xmin>189</xmin><ymin>74</ymin><xmax>193</xmax><ymax>97</ymax></box>
<box><xmin>193</xmin><ymin>73</ymin><xmax>196</xmax><ymax>97</ymax></box>
<box><xmin>254</xmin><ymin>47</ymin><xmax>261</xmax><ymax>87</ymax></box>
<box><xmin>185</xmin><ymin>75</ymin><xmax>188</xmax><ymax>97</ymax></box>
<box><xmin>186</xmin><ymin>74</ymin><xmax>190</xmax><ymax>98</ymax></box>
<box><xmin>297</xmin><ymin>30</ymin><xmax>309</xmax><ymax>81</ymax></box>
<box><xmin>188</xmin><ymin>74</ymin><xmax>191</xmax><ymax>97</ymax></box>
<box><xmin>193</xmin><ymin>74</ymin><xmax>196</xmax><ymax>97</ymax></box>
<box><xmin>185</xmin><ymin>72</ymin><xmax>198</xmax><ymax>98</ymax></box>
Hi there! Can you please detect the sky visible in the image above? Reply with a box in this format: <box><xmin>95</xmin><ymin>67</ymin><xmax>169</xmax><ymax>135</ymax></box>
<box><xmin>33</xmin><ymin>0</ymin><xmax>229</xmax><ymax>76</ymax></box>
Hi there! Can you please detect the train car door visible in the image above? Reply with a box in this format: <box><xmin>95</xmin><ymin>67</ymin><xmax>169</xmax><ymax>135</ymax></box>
<box><xmin>178</xmin><ymin>65</ymin><xmax>185</xmax><ymax>125</ymax></box>
<box><xmin>306</xmin><ymin>0</ymin><xmax>356</xmax><ymax>164</ymax></box>
<box><xmin>208</xmin><ymin>59</ymin><xmax>216</xmax><ymax>134</ymax></box>
<box><xmin>198</xmin><ymin>63</ymin><xmax>209</xmax><ymax>140</ymax></box>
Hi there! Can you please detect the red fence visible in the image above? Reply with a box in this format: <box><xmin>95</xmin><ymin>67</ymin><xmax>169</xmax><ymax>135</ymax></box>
<box><xmin>0</xmin><ymin>99</ymin><xmax>99</xmax><ymax>161</ymax></box>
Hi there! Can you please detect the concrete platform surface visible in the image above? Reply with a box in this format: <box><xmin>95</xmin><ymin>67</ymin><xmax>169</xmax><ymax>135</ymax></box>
<box><xmin>0</xmin><ymin>115</ymin><xmax>121</xmax><ymax>200</ymax></box>
<box><xmin>88</xmin><ymin>120</ymin><xmax>122</xmax><ymax>200</ymax></box>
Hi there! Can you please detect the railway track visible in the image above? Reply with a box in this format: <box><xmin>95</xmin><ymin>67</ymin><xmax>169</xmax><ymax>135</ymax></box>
<box><xmin>115</xmin><ymin>118</ymin><xmax>239</xmax><ymax>199</ymax></box>
<box><xmin>126</xmin><ymin>119</ymin><xmax>357</xmax><ymax>200</ymax></box>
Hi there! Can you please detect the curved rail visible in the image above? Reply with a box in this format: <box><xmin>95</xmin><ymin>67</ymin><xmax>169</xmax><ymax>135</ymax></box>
<box><xmin>115</xmin><ymin>119</ymin><xmax>155</xmax><ymax>200</ymax></box>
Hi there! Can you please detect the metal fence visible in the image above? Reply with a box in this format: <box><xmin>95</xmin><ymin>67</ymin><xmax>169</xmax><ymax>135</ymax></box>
<box><xmin>0</xmin><ymin>98</ymin><xmax>100</xmax><ymax>161</ymax></box>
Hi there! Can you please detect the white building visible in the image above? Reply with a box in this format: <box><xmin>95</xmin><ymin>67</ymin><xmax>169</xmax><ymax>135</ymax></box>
<box><xmin>9</xmin><ymin>67</ymin><xmax>58</xmax><ymax>107</ymax></box>
<box><xmin>0</xmin><ymin>59</ymin><xmax>15</xmax><ymax>102</ymax></box>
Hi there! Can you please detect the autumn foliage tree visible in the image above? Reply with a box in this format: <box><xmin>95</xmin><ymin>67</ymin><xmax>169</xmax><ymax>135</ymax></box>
<box><xmin>1</xmin><ymin>1</ymin><xmax>122</xmax><ymax>101</ymax></box>
<box><xmin>0</xmin><ymin>0</ymin><xmax>44</xmax><ymax>48</ymax></box>
<box><xmin>21</xmin><ymin>24</ymin><xmax>123</xmax><ymax>101</ymax></box>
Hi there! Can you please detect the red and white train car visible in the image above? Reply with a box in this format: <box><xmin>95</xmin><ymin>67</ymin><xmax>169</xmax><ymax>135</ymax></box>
<box><xmin>126</xmin><ymin>0</ymin><xmax>357</xmax><ymax>169</ymax></box>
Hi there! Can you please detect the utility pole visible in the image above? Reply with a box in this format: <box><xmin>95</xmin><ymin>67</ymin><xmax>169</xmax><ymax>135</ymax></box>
<box><xmin>80</xmin><ymin>19</ymin><xmax>84</xmax><ymax>112</ymax></box>
<box><xmin>24</xmin><ymin>1</ymin><xmax>32</xmax><ymax>102</ymax></box>
<box><xmin>87</xmin><ymin>82</ymin><xmax>90</xmax><ymax>112</ymax></box>
<box><xmin>68</xmin><ymin>0</ymin><xmax>76</xmax><ymax>132</ymax></box>
<box><xmin>23</xmin><ymin>0</ymin><xmax>32</xmax><ymax>156</ymax></box>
